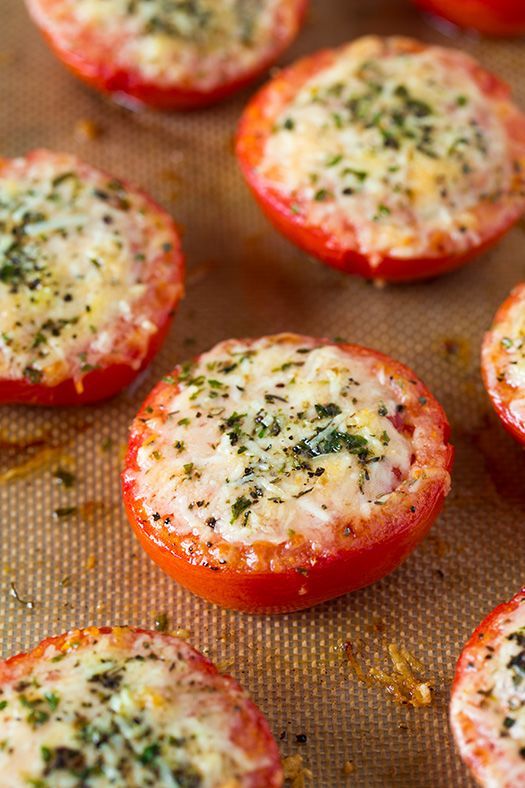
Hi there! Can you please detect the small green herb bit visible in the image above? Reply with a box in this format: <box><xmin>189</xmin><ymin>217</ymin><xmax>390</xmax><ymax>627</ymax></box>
<box><xmin>53</xmin><ymin>468</ymin><xmax>76</xmax><ymax>488</ymax></box>
<box><xmin>315</xmin><ymin>403</ymin><xmax>342</xmax><ymax>419</ymax></box>
<box><xmin>53</xmin><ymin>506</ymin><xmax>77</xmax><ymax>519</ymax></box>
<box><xmin>155</xmin><ymin>611</ymin><xmax>169</xmax><ymax>632</ymax></box>
<box><xmin>231</xmin><ymin>496</ymin><xmax>252</xmax><ymax>523</ymax></box>
<box><xmin>295</xmin><ymin>428</ymin><xmax>368</xmax><ymax>459</ymax></box>
<box><xmin>139</xmin><ymin>742</ymin><xmax>161</xmax><ymax>765</ymax></box>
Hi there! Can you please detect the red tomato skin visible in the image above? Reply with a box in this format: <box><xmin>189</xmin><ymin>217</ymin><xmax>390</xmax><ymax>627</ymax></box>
<box><xmin>26</xmin><ymin>0</ymin><xmax>308</xmax><ymax>110</ymax></box>
<box><xmin>241</xmin><ymin>170</ymin><xmax>511</xmax><ymax>283</ymax></box>
<box><xmin>124</xmin><ymin>475</ymin><xmax>452</xmax><ymax>613</ymax></box>
<box><xmin>0</xmin><ymin>152</ymin><xmax>185</xmax><ymax>406</ymax></box>
<box><xmin>0</xmin><ymin>315</ymin><xmax>171</xmax><ymax>406</ymax></box>
<box><xmin>482</xmin><ymin>283</ymin><xmax>525</xmax><ymax>447</ymax></box>
<box><xmin>122</xmin><ymin>338</ymin><xmax>454</xmax><ymax>613</ymax></box>
<box><xmin>236</xmin><ymin>43</ymin><xmax>525</xmax><ymax>283</ymax></box>
<box><xmin>414</xmin><ymin>0</ymin><xmax>525</xmax><ymax>37</ymax></box>
<box><xmin>0</xmin><ymin>626</ymin><xmax>283</xmax><ymax>788</ymax></box>
<box><xmin>450</xmin><ymin>589</ymin><xmax>525</xmax><ymax>786</ymax></box>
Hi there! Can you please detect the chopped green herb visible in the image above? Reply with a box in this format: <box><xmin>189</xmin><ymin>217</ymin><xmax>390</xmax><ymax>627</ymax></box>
<box><xmin>326</xmin><ymin>153</ymin><xmax>343</xmax><ymax>167</ymax></box>
<box><xmin>53</xmin><ymin>507</ymin><xmax>77</xmax><ymax>519</ymax></box>
<box><xmin>154</xmin><ymin>612</ymin><xmax>169</xmax><ymax>632</ymax></box>
<box><xmin>231</xmin><ymin>496</ymin><xmax>252</xmax><ymax>523</ymax></box>
<box><xmin>373</xmin><ymin>203</ymin><xmax>391</xmax><ymax>220</ymax></box>
<box><xmin>314</xmin><ymin>188</ymin><xmax>330</xmax><ymax>201</ymax></box>
<box><xmin>44</xmin><ymin>692</ymin><xmax>60</xmax><ymax>711</ymax></box>
<box><xmin>53</xmin><ymin>468</ymin><xmax>76</xmax><ymax>488</ymax></box>
<box><xmin>23</xmin><ymin>366</ymin><xmax>43</xmax><ymax>385</ymax></box>
<box><xmin>315</xmin><ymin>403</ymin><xmax>342</xmax><ymax>418</ymax></box>
<box><xmin>294</xmin><ymin>428</ymin><xmax>368</xmax><ymax>459</ymax></box>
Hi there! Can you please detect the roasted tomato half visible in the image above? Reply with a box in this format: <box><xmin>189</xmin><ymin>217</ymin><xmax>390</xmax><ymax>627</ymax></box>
<box><xmin>0</xmin><ymin>150</ymin><xmax>184</xmax><ymax>406</ymax></box>
<box><xmin>450</xmin><ymin>588</ymin><xmax>525</xmax><ymax>787</ymax></box>
<box><xmin>482</xmin><ymin>283</ymin><xmax>525</xmax><ymax>446</ymax></box>
<box><xmin>122</xmin><ymin>333</ymin><xmax>453</xmax><ymax>613</ymax></box>
<box><xmin>414</xmin><ymin>0</ymin><xmax>525</xmax><ymax>37</ymax></box>
<box><xmin>0</xmin><ymin>626</ymin><xmax>282</xmax><ymax>786</ymax></box>
<box><xmin>236</xmin><ymin>36</ymin><xmax>525</xmax><ymax>282</ymax></box>
<box><xmin>25</xmin><ymin>0</ymin><xmax>308</xmax><ymax>110</ymax></box>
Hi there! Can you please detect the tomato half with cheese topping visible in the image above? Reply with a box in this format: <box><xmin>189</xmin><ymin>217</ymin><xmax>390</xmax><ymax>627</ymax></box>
<box><xmin>414</xmin><ymin>0</ymin><xmax>525</xmax><ymax>38</ymax></box>
<box><xmin>450</xmin><ymin>589</ymin><xmax>525</xmax><ymax>787</ymax></box>
<box><xmin>0</xmin><ymin>150</ymin><xmax>184</xmax><ymax>406</ymax></box>
<box><xmin>25</xmin><ymin>0</ymin><xmax>308</xmax><ymax>110</ymax></box>
<box><xmin>122</xmin><ymin>333</ymin><xmax>453</xmax><ymax>613</ymax></box>
<box><xmin>236</xmin><ymin>36</ymin><xmax>525</xmax><ymax>282</ymax></box>
<box><xmin>482</xmin><ymin>284</ymin><xmax>525</xmax><ymax>446</ymax></box>
<box><xmin>0</xmin><ymin>626</ymin><xmax>282</xmax><ymax>787</ymax></box>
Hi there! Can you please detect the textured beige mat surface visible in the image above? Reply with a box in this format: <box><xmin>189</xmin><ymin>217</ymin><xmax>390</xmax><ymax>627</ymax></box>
<box><xmin>1</xmin><ymin>1</ymin><xmax>525</xmax><ymax>785</ymax></box>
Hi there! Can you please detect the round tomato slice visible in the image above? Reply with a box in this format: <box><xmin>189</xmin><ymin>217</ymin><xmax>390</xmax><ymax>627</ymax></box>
<box><xmin>0</xmin><ymin>626</ymin><xmax>282</xmax><ymax>786</ymax></box>
<box><xmin>450</xmin><ymin>589</ymin><xmax>525</xmax><ymax>787</ymax></box>
<box><xmin>25</xmin><ymin>0</ymin><xmax>308</xmax><ymax>110</ymax></box>
<box><xmin>482</xmin><ymin>283</ymin><xmax>525</xmax><ymax>446</ymax></box>
<box><xmin>414</xmin><ymin>0</ymin><xmax>525</xmax><ymax>37</ymax></box>
<box><xmin>236</xmin><ymin>36</ymin><xmax>525</xmax><ymax>282</ymax></box>
<box><xmin>0</xmin><ymin>150</ymin><xmax>184</xmax><ymax>406</ymax></box>
<box><xmin>122</xmin><ymin>333</ymin><xmax>453</xmax><ymax>613</ymax></box>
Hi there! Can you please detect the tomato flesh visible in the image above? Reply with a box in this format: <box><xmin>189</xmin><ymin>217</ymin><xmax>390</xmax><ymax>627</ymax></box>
<box><xmin>0</xmin><ymin>626</ymin><xmax>283</xmax><ymax>787</ymax></box>
<box><xmin>236</xmin><ymin>38</ymin><xmax>525</xmax><ymax>282</ymax></box>
<box><xmin>482</xmin><ymin>283</ymin><xmax>525</xmax><ymax>447</ymax></box>
<box><xmin>26</xmin><ymin>0</ymin><xmax>308</xmax><ymax>110</ymax></box>
<box><xmin>0</xmin><ymin>150</ymin><xmax>184</xmax><ymax>406</ymax></box>
<box><xmin>122</xmin><ymin>336</ymin><xmax>453</xmax><ymax>613</ymax></box>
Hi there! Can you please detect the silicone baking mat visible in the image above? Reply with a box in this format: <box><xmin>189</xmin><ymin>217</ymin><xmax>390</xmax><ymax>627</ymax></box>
<box><xmin>1</xmin><ymin>0</ymin><xmax>525</xmax><ymax>785</ymax></box>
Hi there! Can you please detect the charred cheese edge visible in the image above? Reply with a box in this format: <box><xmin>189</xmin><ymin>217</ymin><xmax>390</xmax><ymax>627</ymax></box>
<box><xmin>126</xmin><ymin>334</ymin><xmax>447</xmax><ymax>552</ymax></box>
<box><xmin>30</xmin><ymin>0</ymin><xmax>297</xmax><ymax>91</ymax></box>
<box><xmin>483</xmin><ymin>285</ymin><xmax>525</xmax><ymax>424</ymax></box>
<box><xmin>0</xmin><ymin>151</ymin><xmax>180</xmax><ymax>387</ymax></box>
<box><xmin>451</xmin><ymin>593</ymin><xmax>525</xmax><ymax>788</ymax></box>
<box><xmin>0</xmin><ymin>628</ymin><xmax>276</xmax><ymax>787</ymax></box>
<box><xmin>257</xmin><ymin>36</ymin><xmax>525</xmax><ymax>265</ymax></box>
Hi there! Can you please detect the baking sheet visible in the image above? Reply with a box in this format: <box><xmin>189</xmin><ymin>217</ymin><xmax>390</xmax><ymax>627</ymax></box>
<box><xmin>1</xmin><ymin>0</ymin><xmax>525</xmax><ymax>785</ymax></box>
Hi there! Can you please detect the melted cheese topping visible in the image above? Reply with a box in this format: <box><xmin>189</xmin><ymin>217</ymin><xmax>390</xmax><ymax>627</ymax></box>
<box><xmin>484</xmin><ymin>286</ymin><xmax>525</xmax><ymax>427</ymax></box>
<box><xmin>128</xmin><ymin>336</ymin><xmax>413</xmax><ymax>550</ymax></box>
<box><xmin>0</xmin><ymin>629</ymin><xmax>273</xmax><ymax>787</ymax></box>
<box><xmin>490</xmin><ymin>289</ymin><xmax>525</xmax><ymax>391</ymax></box>
<box><xmin>33</xmin><ymin>0</ymin><xmax>294</xmax><ymax>91</ymax></box>
<box><xmin>451</xmin><ymin>596</ymin><xmax>525</xmax><ymax>787</ymax></box>
<box><xmin>259</xmin><ymin>37</ymin><xmax>522</xmax><ymax>264</ymax></box>
<box><xmin>0</xmin><ymin>152</ymin><xmax>178</xmax><ymax>386</ymax></box>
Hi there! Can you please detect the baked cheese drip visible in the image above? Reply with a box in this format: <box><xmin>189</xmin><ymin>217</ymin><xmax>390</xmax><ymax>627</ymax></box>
<box><xmin>132</xmin><ymin>336</ymin><xmax>413</xmax><ymax>548</ymax></box>
<box><xmin>259</xmin><ymin>37</ymin><xmax>522</xmax><ymax>264</ymax></box>
<box><xmin>452</xmin><ymin>597</ymin><xmax>525</xmax><ymax>787</ymax></box>
<box><xmin>0</xmin><ymin>629</ymin><xmax>271</xmax><ymax>787</ymax></box>
<box><xmin>39</xmin><ymin>0</ymin><xmax>292</xmax><ymax>90</ymax></box>
<box><xmin>0</xmin><ymin>152</ymin><xmax>177</xmax><ymax>386</ymax></box>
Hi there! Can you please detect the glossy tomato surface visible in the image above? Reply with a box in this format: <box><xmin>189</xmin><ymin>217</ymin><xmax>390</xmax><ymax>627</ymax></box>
<box><xmin>450</xmin><ymin>589</ymin><xmax>525</xmax><ymax>787</ymax></box>
<box><xmin>0</xmin><ymin>626</ymin><xmax>283</xmax><ymax>786</ymax></box>
<box><xmin>236</xmin><ymin>36</ymin><xmax>525</xmax><ymax>282</ymax></box>
<box><xmin>26</xmin><ymin>0</ymin><xmax>308</xmax><ymax>110</ymax></box>
<box><xmin>122</xmin><ymin>334</ymin><xmax>453</xmax><ymax>613</ymax></box>
<box><xmin>0</xmin><ymin>150</ymin><xmax>184</xmax><ymax>406</ymax></box>
<box><xmin>414</xmin><ymin>0</ymin><xmax>525</xmax><ymax>37</ymax></box>
<box><xmin>482</xmin><ymin>283</ymin><xmax>525</xmax><ymax>446</ymax></box>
